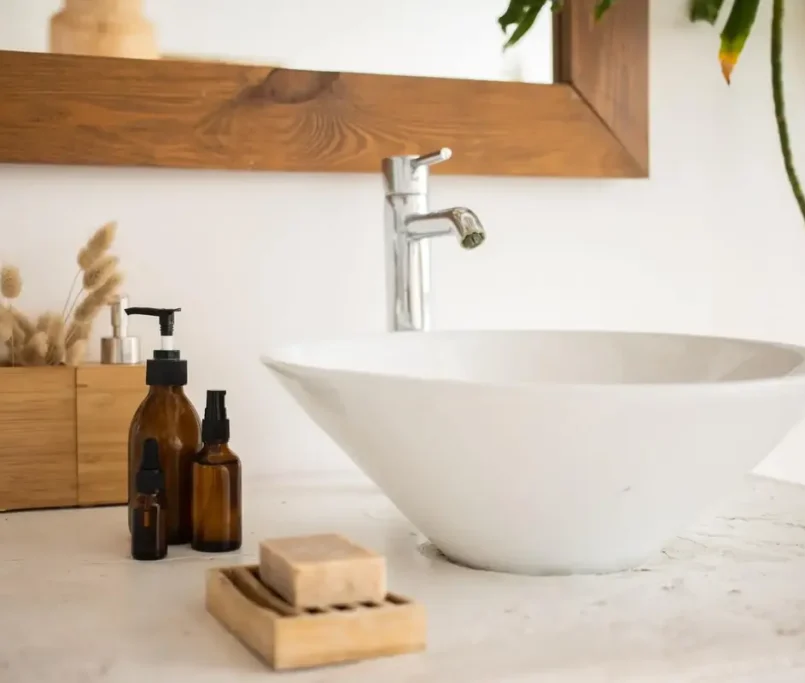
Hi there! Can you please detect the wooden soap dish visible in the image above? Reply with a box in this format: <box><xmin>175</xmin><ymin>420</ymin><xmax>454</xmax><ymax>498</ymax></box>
<box><xmin>206</xmin><ymin>565</ymin><xmax>426</xmax><ymax>671</ymax></box>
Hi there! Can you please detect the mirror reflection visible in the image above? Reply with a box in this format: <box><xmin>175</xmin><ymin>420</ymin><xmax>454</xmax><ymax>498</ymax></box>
<box><xmin>4</xmin><ymin>0</ymin><xmax>554</xmax><ymax>83</ymax></box>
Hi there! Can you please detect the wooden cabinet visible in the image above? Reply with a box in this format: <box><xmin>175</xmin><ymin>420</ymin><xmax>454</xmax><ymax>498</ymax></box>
<box><xmin>76</xmin><ymin>364</ymin><xmax>146</xmax><ymax>506</ymax></box>
<box><xmin>0</xmin><ymin>364</ymin><xmax>146</xmax><ymax>511</ymax></box>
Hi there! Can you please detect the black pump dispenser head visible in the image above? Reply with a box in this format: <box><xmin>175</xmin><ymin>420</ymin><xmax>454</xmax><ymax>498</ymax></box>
<box><xmin>125</xmin><ymin>307</ymin><xmax>181</xmax><ymax>350</ymax></box>
<box><xmin>136</xmin><ymin>438</ymin><xmax>165</xmax><ymax>494</ymax></box>
<box><xmin>202</xmin><ymin>390</ymin><xmax>230</xmax><ymax>444</ymax></box>
<box><xmin>124</xmin><ymin>307</ymin><xmax>187</xmax><ymax>386</ymax></box>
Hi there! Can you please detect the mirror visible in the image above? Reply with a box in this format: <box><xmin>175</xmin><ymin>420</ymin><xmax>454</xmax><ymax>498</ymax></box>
<box><xmin>3</xmin><ymin>0</ymin><xmax>554</xmax><ymax>84</ymax></box>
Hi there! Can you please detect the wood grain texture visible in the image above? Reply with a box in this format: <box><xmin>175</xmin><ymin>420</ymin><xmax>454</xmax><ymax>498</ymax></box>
<box><xmin>206</xmin><ymin>564</ymin><xmax>426</xmax><ymax>671</ymax></box>
<box><xmin>0</xmin><ymin>367</ymin><xmax>77</xmax><ymax>511</ymax></box>
<box><xmin>76</xmin><ymin>364</ymin><xmax>146</xmax><ymax>506</ymax></box>
<box><xmin>0</xmin><ymin>0</ymin><xmax>648</xmax><ymax>178</ymax></box>
<box><xmin>555</xmin><ymin>0</ymin><xmax>649</xmax><ymax>174</ymax></box>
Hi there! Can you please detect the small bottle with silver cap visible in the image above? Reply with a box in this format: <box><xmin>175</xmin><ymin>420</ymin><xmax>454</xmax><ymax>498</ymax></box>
<box><xmin>101</xmin><ymin>295</ymin><xmax>141</xmax><ymax>365</ymax></box>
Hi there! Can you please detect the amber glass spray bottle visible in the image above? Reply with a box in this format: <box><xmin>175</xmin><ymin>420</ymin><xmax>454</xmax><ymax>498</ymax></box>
<box><xmin>192</xmin><ymin>390</ymin><xmax>242</xmax><ymax>553</ymax></box>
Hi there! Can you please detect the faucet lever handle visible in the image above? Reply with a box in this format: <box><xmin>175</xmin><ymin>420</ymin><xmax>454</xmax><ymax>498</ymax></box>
<box><xmin>411</xmin><ymin>148</ymin><xmax>452</xmax><ymax>171</ymax></box>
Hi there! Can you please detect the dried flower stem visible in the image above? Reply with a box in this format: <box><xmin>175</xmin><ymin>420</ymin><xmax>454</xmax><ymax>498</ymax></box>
<box><xmin>61</xmin><ymin>270</ymin><xmax>82</xmax><ymax>320</ymax></box>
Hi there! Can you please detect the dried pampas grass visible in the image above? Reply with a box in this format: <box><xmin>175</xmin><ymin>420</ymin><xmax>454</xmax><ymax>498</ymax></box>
<box><xmin>22</xmin><ymin>331</ymin><xmax>49</xmax><ymax>366</ymax></box>
<box><xmin>35</xmin><ymin>312</ymin><xmax>67</xmax><ymax>365</ymax></box>
<box><xmin>0</xmin><ymin>311</ymin><xmax>12</xmax><ymax>345</ymax></box>
<box><xmin>82</xmin><ymin>254</ymin><xmax>119</xmax><ymax>291</ymax></box>
<box><xmin>11</xmin><ymin>307</ymin><xmax>35</xmax><ymax>338</ymax></box>
<box><xmin>87</xmin><ymin>221</ymin><xmax>117</xmax><ymax>255</ymax></box>
<box><xmin>73</xmin><ymin>272</ymin><xmax>123</xmax><ymax>324</ymax></box>
<box><xmin>1</xmin><ymin>220</ymin><xmax>125</xmax><ymax>367</ymax></box>
<box><xmin>1</xmin><ymin>265</ymin><xmax>22</xmax><ymax>299</ymax></box>
<box><xmin>65</xmin><ymin>319</ymin><xmax>91</xmax><ymax>347</ymax></box>
<box><xmin>66</xmin><ymin>339</ymin><xmax>87</xmax><ymax>366</ymax></box>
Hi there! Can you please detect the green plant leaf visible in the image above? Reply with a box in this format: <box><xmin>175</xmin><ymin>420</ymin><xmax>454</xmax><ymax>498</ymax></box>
<box><xmin>719</xmin><ymin>0</ymin><xmax>761</xmax><ymax>83</ymax></box>
<box><xmin>498</xmin><ymin>1</ymin><xmax>531</xmax><ymax>34</ymax></box>
<box><xmin>498</xmin><ymin>0</ymin><xmax>618</xmax><ymax>49</ymax></box>
<box><xmin>594</xmin><ymin>0</ymin><xmax>619</xmax><ymax>21</ymax></box>
<box><xmin>689</xmin><ymin>0</ymin><xmax>726</xmax><ymax>24</ymax></box>
<box><xmin>504</xmin><ymin>5</ymin><xmax>541</xmax><ymax>48</ymax></box>
<box><xmin>500</xmin><ymin>0</ymin><xmax>550</xmax><ymax>49</ymax></box>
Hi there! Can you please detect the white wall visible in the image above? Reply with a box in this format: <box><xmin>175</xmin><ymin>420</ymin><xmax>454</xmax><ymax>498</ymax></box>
<box><xmin>2</xmin><ymin>0</ymin><xmax>553</xmax><ymax>82</ymax></box>
<box><xmin>3</xmin><ymin>0</ymin><xmax>805</xmax><ymax>483</ymax></box>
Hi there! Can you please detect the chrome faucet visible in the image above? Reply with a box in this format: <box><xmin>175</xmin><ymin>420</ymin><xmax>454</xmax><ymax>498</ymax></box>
<box><xmin>382</xmin><ymin>148</ymin><xmax>486</xmax><ymax>332</ymax></box>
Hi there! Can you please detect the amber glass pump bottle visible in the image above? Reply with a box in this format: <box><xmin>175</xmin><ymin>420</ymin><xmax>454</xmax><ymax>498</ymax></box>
<box><xmin>192</xmin><ymin>390</ymin><xmax>242</xmax><ymax>553</ymax></box>
<box><xmin>126</xmin><ymin>307</ymin><xmax>201</xmax><ymax>545</ymax></box>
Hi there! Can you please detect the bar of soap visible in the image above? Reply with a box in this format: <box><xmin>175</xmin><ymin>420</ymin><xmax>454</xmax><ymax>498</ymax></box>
<box><xmin>259</xmin><ymin>533</ymin><xmax>387</xmax><ymax>608</ymax></box>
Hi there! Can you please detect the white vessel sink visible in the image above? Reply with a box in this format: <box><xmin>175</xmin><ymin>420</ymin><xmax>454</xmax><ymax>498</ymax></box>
<box><xmin>262</xmin><ymin>330</ymin><xmax>805</xmax><ymax>575</ymax></box>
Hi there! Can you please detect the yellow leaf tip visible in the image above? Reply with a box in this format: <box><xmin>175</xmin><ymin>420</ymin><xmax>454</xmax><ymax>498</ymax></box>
<box><xmin>720</xmin><ymin>52</ymin><xmax>736</xmax><ymax>85</ymax></box>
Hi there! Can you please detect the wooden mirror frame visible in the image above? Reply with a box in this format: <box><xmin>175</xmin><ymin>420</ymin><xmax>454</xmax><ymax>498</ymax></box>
<box><xmin>0</xmin><ymin>0</ymin><xmax>647</xmax><ymax>178</ymax></box>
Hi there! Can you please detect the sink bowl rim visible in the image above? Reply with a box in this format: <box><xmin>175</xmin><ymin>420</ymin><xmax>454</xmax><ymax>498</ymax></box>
<box><xmin>261</xmin><ymin>328</ymin><xmax>805</xmax><ymax>392</ymax></box>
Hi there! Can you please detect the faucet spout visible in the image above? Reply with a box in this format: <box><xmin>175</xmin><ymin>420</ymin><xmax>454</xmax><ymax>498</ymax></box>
<box><xmin>383</xmin><ymin>148</ymin><xmax>486</xmax><ymax>332</ymax></box>
<box><xmin>405</xmin><ymin>208</ymin><xmax>486</xmax><ymax>249</ymax></box>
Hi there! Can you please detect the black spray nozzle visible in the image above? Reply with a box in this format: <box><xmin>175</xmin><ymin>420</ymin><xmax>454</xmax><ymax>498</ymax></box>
<box><xmin>202</xmin><ymin>390</ymin><xmax>230</xmax><ymax>443</ymax></box>
<box><xmin>125</xmin><ymin>307</ymin><xmax>182</xmax><ymax>337</ymax></box>
<box><xmin>205</xmin><ymin>390</ymin><xmax>227</xmax><ymax>421</ymax></box>
<box><xmin>136</xmin><ymin>438</ymin><xmax>164</xmax><ymax>494</ymax></box>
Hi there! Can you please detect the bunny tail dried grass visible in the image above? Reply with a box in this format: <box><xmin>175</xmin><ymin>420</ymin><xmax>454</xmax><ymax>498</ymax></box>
<box><xmin>47</xmin><ymin>340</ymin><xmax>66</xmax><ymax>365</ymax></box>
<box><xmin>82</xmin><ymin>254</ymin><xmax>120</xmax><ymax>292</ymax></box>
<box><xmin>86</xmin><ymin>221</ymin><xmax>117</xmax><ymax>255</ymax></box>
<box><xmin>0</xmin><ymin>310</ymin><xmax>12</xmax><ymax>345</ymax></box>
<box><xmin>73</xmin><ymin>290</ymin><xmax>106</xmax><ymax>324</ymax></box>
<box><xmin>1</xmin><ymin>306</ymin><xmax>29</xmax><ymax>367</ymax></box>
<box><xmin>69</xmin><ymin>221</ymin><xmax>118</xmax><ymax>315</ymax></box>
<box><xmin>77</xmin><ymin>247</ymin><xmax>97</xmax><ymax>271</ymax></box>
<box><xmin>65</xmin><ymin>319</ymin><xmax>91</xmax><ymax>347</ymax></box>
<box><xmin>96</xmin><ymin>270</ymin><xmax>123</xmax><ymax>302</ymax></box>
<box><xmin>22</xmin><ymin>330</ymin><xmax>48</xmax><ymax>366</ymax></box>
<box><xmin>67</xmin><ymin>272</ymin><xmax>123</xmax><ymax>350</ymax></box>
<box><xmin>36</xmin><ymin>311</ymin><xmax>60</xmax><ymax>333</ymax></box>
<box><xmin>10</xmin><ymin>307</ymin><xmax>35</xmax><ymax>338</ymax></box>
<box><xmin>1</xmin><ymin>265</ymin><xmax>22</xmax><ymax>299</ymax></box>
<box><xmin>1</xmin><ymin>308</ymin><xmax>19</xmax><ymax>366</ymax></box>
<box><xmin>43</xmin><ymin>314</ymin><xmax>67</xmax><ymax>365</ymax></box>
<box><xmin>68</xmin><ymin>270</ymin><xmax>123</xmax><ymax>323</ymax></box>
<box><xmin>66</xmin><ymin>338</ymin><xmax>87</xmax><ymax>366</ymax></box>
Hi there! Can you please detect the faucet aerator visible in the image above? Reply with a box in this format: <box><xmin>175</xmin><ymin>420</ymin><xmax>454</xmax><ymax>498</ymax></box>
<box><xmin>462</xmin><ymin>232</ymin><xmax>485</xmax><ymax>249</ymax></box>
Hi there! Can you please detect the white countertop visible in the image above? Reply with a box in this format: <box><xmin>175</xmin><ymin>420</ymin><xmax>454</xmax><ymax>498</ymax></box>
<box><xmin>2</xmin><ymin>473</ymin><xmax>805</xmax><ymax>682</ymax></box>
